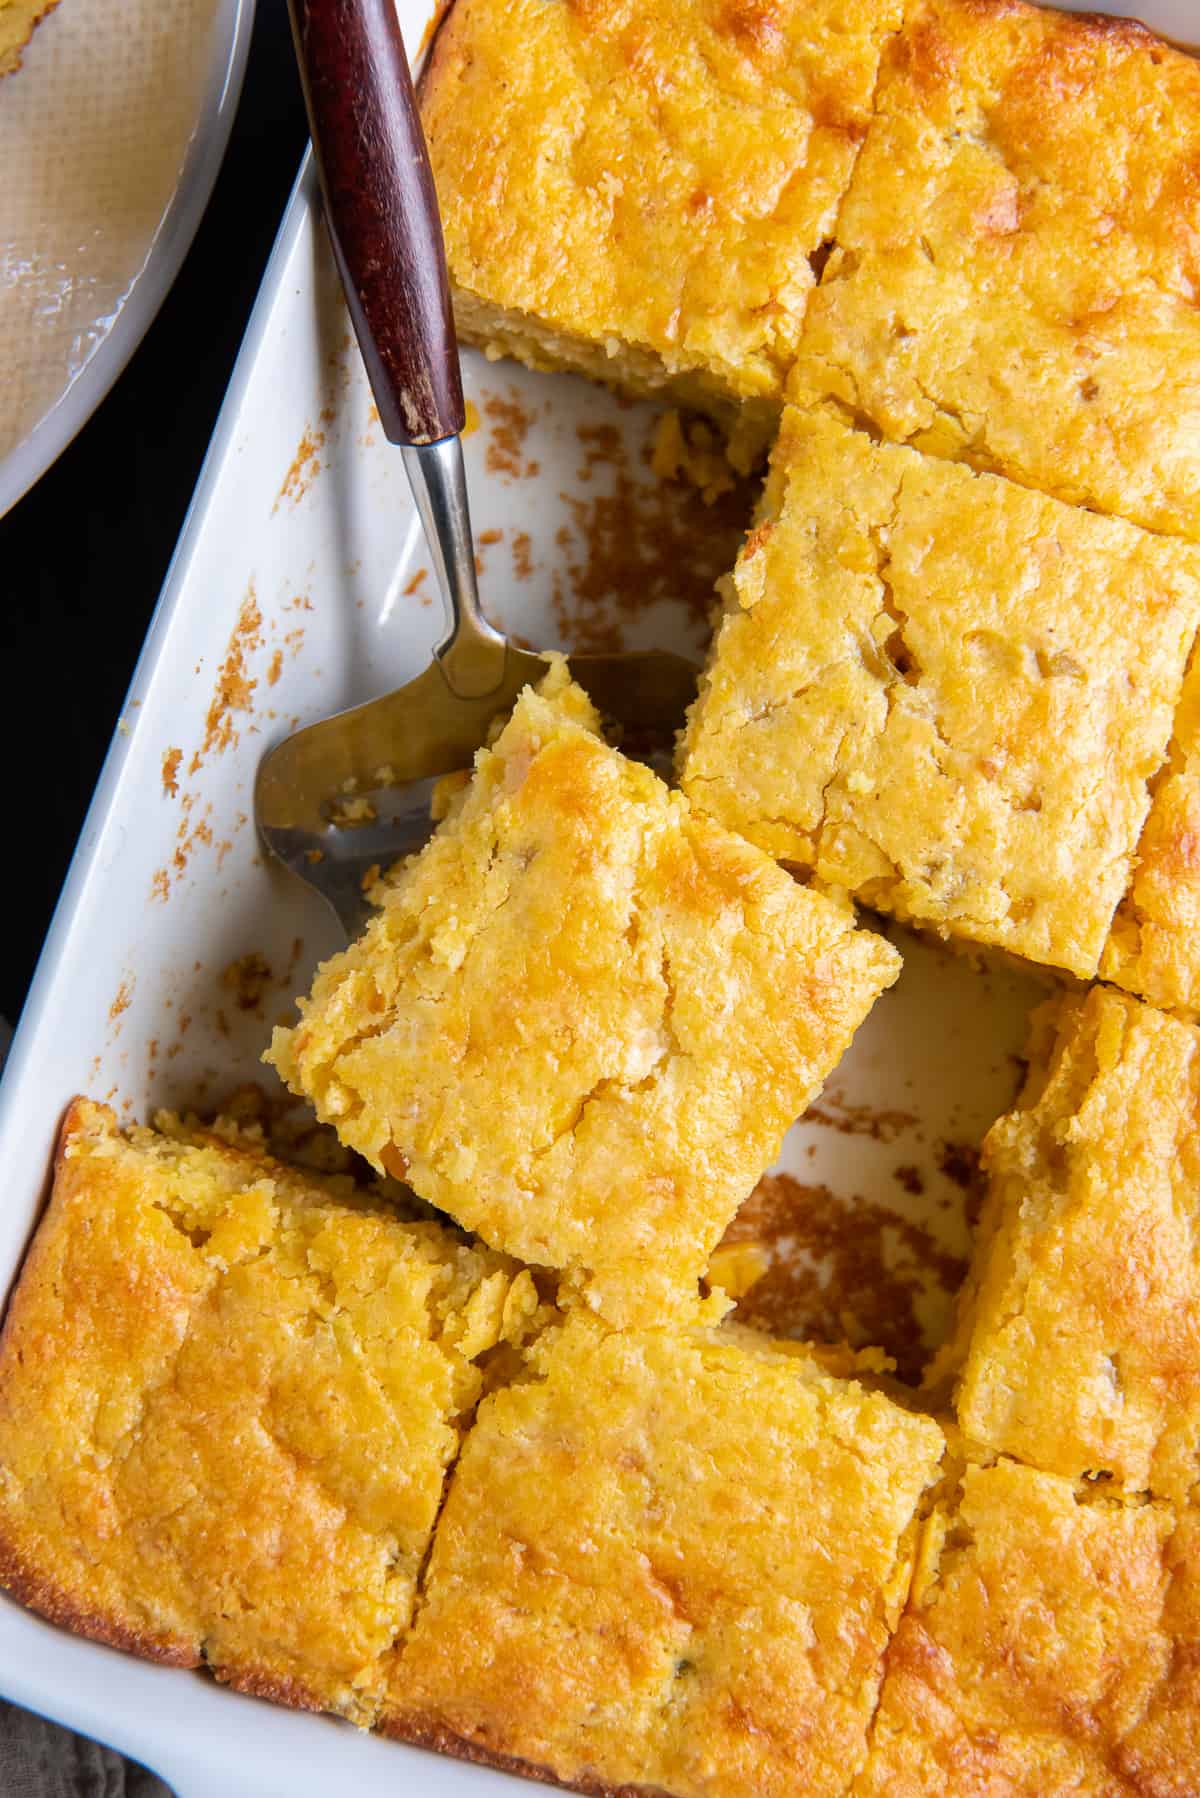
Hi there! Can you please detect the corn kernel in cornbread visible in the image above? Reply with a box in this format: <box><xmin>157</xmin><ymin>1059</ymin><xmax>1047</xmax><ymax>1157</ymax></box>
<box><xmin>268</xmin><ymin>668</ymin><xmax>900</xmax><ymax>1324</ymax></box>
<box><xmin>680</xmin><ymin>408</ymin><xmax>1200</xmax><ymax>981</ymax></box>
<box><xmin>0</xmin><ymin>0</ymin><xmax>59</xmax><ymax>74</ymax></box>
<box><xmin>791</xmin><ymin>0</ymin><xmax>1200</xmax><ymax>541</ymax></box>
<box><xmin>387</xmin><ymin>1316</ymin><xmax>945</xmax><ymax>1798</ymax></box>
<box><xmin>853</xmin><ymin>1460</ymin><xmax>1196</xmax><ymax>1797</ymax></box>
<box><xmin>1103</xmin><ymin>641</ymin><xmax>1200</xmax><ymax>1018</ymax></box>
<box><xmin>933</xmin><ymin>988</ymin><xmax>1200</xmax><ymax>1504</ymax></box>
<box><xmin>0</xmin><ymin>1100</ymin><xmax>545</xmax><ymax>1724</ymax></box>
<box><xmin>419</xmin><ymin>0</ymin><xmax>904</xmax><ymax>436</ymax></box>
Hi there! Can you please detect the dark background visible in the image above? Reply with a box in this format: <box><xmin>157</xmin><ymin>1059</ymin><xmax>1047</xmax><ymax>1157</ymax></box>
<box><xmin>0</xmin><ymin>0</ymin><xmax>306</xmax><ymax>1027</ymax></box>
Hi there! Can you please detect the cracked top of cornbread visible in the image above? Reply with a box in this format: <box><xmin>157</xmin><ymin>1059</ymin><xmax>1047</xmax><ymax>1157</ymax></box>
<box><xmin>932</xmin><ymin>988</ymin><xmax>1200</xmax><ymax>1505</ymax></box>
<box><xmin>852</xmin><ymin>1459</ymin><xmax>1196</xmax><ymax>1797</ymax></box>
<box><xmin>679</xmin><ymin>407</ymin><xmax>1200</xmax><ymax>981</ymax></box>
<box><xmin>387</xmin><ymin>1314</ymin><xmax>945</xmax><ymax>1798</ymax></box>
<box><xmin>0</xmin><ymin>1099</ymin><xmax>545</xmax><ymax>1724</ymax></box>
<box><xmin>268</xmin><ymin>665</ymin><xmax>900</xmax><ymax>1325</ymax></box>
<box><xmin>419</xmin><ymin>0</ymin><xmax>903</xmax><ymax>419</ymax></box>
<box><xmin>791</xmin><ymin>0</ymin><xmax>1200</xmax><ymax>541</ymax></box>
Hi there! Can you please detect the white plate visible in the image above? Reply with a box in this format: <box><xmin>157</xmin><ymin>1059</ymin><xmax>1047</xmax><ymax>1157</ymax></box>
<box><xmin>0</xmin><ymin>0</ymin><xmax>254</xmax><ymax>520</ymax></box>
<box><xmin>0</xmin><ymin>3</ymin><xmax>1194</xmax><ymax>1791</ymax></box>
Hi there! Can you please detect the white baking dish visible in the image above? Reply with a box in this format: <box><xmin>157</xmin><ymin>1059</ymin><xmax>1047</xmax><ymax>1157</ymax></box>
<box><xmin>0</xmin><ymin>2</ymin><xmax>1194</xmax><ymax>1791</ymax></box>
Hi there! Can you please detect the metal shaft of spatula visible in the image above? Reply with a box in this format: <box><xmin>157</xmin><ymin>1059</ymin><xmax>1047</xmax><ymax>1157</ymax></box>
<box><xmin>286</xmin><ymin>0</ymin><xmax>511</xmax><ymax>700</ymax></box>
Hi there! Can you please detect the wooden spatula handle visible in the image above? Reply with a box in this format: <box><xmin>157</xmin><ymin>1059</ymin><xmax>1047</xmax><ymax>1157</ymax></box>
<box><xmin>288</xmin><ymin>0</ymin><xmax>464</xmax><ymax>445</ymax></box>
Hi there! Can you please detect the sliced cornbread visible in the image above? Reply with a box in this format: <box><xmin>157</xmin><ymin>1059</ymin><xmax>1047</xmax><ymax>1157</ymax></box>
<box><xmin>387</xmin><ymin>1314</ymin><xmax>945</xmax><ymax>1798</ymax></box>
<box><xmin>0</xmin><ymin>1099</ymin><xmax>546</xmax><ymax>1723</ymax></box>
<box><xmin>932</xmin><ymin>988</ymin><xmax>1200</xmax><ymax>1504</ymax></box>
<box><xmin>419</xmin><ymin>0</ymin><xmax>905</xmax><ymax>446</ymax></box>
<box><xmin>791</xmin><ymin>0</ymin><xmax>1200</xmax><ymax>541</ymax></box>
<box><xmin>0</xmin><ymin>0</ymin><xmax>59</xmax><ymax>75</ymax></box>
<box><xmin>853</xmin><ymin>1459</ymin><xmax>1195</xmax><ymax>1797</ymax></box>
<box><xmin>679</xmin><ymin>407</ymin><xmax>1200</xmax><ymax>982</ymax></box>
<box><xmin>268</xmin><ymin>666</ymin><xmax>900</xmax><ymax>1324</ymax></box>
<box><xmin>1103</xmin><ymin>642</ymin><xmax>1200</xmax><ymax>1018</ymax></box>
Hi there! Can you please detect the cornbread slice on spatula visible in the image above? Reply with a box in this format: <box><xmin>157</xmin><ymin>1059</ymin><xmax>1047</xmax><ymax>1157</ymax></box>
<box><xmin>387</xmin><ymin>1313</ymin><xmax>945</xmax><ymax>1798</ymax></box>
<box><xmin>267</xmin><ymin>664</ymin><xmax>901</xmax><ymax>1326</ymax></box>
<box><xmin>0</xmin><ymin>1099</ymin><xmax>548</xmax><ymax>1724</ymax></box>
<box><xmin>0</xmin><ymin>0</ymin><xmax>59</xmax><ymax>75</ymax></box>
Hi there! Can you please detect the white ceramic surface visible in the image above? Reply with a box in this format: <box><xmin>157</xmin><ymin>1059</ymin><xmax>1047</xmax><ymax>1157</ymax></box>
<box><xmin>0</xmin><ymin>2</ymin><xmax>1195</xmax><ymax>1791</ymax></box>
<box><xmin>0</xmin><ymin>0</ymin><xmax>253</xmax><ymax>519</ymax></box>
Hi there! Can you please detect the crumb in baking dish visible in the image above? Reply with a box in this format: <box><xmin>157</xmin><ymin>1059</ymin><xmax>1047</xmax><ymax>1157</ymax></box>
<box><xmin>419</xmin><ymin>0</ymin><xmax>906</xmax><ymax>455</ymax></box>
<box><xmin>930</xmin><ymin>986</ymin><xmax>1200</xmax><ymax>1505</ymax></box>
<box><xmin>266</xmin><ymin>664</ymin><xmax>901</xmax><ymax>1326</ymax></box>
<box><xmin>790</xmin><ymin>0</ymin><xmax>1200</xmax><ymax>542</ymax></box>
<box><xmin>386</xmin><ymin>1313</ymin><xmax>945</xmax><ymax>1798</ymax></box>
<box><xmin>0</xmin><ymin>1099</ymin><xmax>549</xmax><ymax>1725</ymax></box>
<box><xmin>852</xmin><ymin>1458</ymin><xmax>1198</xmax><ymax>1797</ymax></box>
<box><xmin>0</xmin><ymin>0</ymin><xmax>60</xmax><ymax>75</ymax></box>
<box><xmin>679</xmin><ymin>407</ymin><xmax>1200</xmax><ymax>984</ymax></box>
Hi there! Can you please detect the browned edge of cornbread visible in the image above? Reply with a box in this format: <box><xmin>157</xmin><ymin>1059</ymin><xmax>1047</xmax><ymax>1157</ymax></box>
<box><xmin>0</xmin><ymin>1102</ymin><xmax>200</xmax><ymax>1671</ymax></box>
<box><xmin>0</xmin><ymin>1098</ymin><xmax>440</xmax><ymax>1724</ymax></box>
<box><xmin>383</xmin><ymin>1713</ymin><xmax>675</xmax><ymax>1798</ymax></box>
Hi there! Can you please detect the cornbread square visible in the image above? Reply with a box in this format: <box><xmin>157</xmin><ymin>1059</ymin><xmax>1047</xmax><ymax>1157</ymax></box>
<box><xmin>268</xmin><ymin>668</ymin><xmax>900</xmax><ymax>1324</ymax></box>
<box><xmin>0</xmin><ymin>1100</ymin><xmax>545</xmax><ymax>1724</ymax></box>
<box><xmin>419</xmin><ymin>0</ymin><xmax>904</xmax><ymax>437</ymax></box>
<box><xmin>680</xmin><ymin>408</ymin><xmax>1200</xmax><ymax>980</ymax></box>
<box><xmin>0</xmin><ymin>0</ymin><xmax>59</xmax><ymax>74</ymax></box>
<box><xmin>1102</xmin><ymin>642</ymin><xmax>1200</xmax><ymax>1018</ymax></box>
<box><xmin>386</xmin><ymin>1316</ymin><xmax>945</xmax><ymax>1798</ymax></box>
<box><xmin>853</xmin><ymin>1460</ymin><xmax>1194</xmax><ymax>1798</ymax></box>
<box><xmin>933</xmin><ymin>988</ymin><xmax>1200</xmax><ymax>1504</ymax></box>
<box><xmin>791</xmin><ymin>0</ymin><xmax>1200</xmax><ymax>541</ymax></box>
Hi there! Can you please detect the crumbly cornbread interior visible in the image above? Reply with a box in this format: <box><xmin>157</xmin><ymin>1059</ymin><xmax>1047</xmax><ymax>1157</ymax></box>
<box><xmin>267</xmin><ymin>664</ymin><xmax>900</xmax><ymax>1324</ymax></box>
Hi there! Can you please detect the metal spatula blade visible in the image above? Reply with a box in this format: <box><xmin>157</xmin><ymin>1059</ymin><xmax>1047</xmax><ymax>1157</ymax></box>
<box><xmin>255</xmin><ymin>0</ymin><xmax>699</xmax><ymax>939</ymax></box>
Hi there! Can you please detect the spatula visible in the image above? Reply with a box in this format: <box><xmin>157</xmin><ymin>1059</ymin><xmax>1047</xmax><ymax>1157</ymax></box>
<box><xmin>255</xmin><ymin>0</ymin><xmax>698</xmax><ymax>937</ymax></box>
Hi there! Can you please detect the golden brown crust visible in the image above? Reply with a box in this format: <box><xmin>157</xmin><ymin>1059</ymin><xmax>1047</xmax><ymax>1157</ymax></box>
<box><xmin>0</xmin><ymin>1530</ymin><xmax>198</xmax><ymax>1669</ymax></box>
<box><xmin>419</xmin><ymin>0</ymin><xmax>904</xmax><ymax>411</ymax></box>
<box><xmin>383</xmin><ymin>1714</ymin><xmax>676</xmax><ymax>1798</ymax></box>
<box><xmin>680</xmin><ymin>407</ymin><xmax>1200</xmax><ymax>981</ymax></box>
<box><xmin>269</xmin><ymin>666</ymin><xmax>899</xmax><ymax>1325</ymax></box>
<box><xmin>387</xmin><ymin>1317</ymin><xmax>944</xmax><ymax>1798</ymax></box>
<box><xmin>791</xmin><ymin>0</ymin><xmax>1200</xmax><ymax>540</ymax></box>
<box><xmin>930</xmin><ymin>987</ymin><xmax>1200</xmax><ymax>1504</ymax></box>
<box><xmin>0</xmin><ymin>1098</ymin><xmax>548</xmax><ymax>1726</ymax></box>
<box><xmin>0</xmin><ymin>0</ymin><xmax>61</xmax><ymax>77</ymax></box>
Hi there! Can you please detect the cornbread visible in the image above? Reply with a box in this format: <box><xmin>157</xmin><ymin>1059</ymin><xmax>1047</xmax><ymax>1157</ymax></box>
<box><xmin>268</xmin><ymin>667</ymin><xmax>900</xmax><ymax>1323</ymax></box>
<box><xmin>0</xmin><ymin>0</ymin><xmax>58</xmax><ymax>74</ymax></box>
<box><xmin>419</xmin><ymin>0</ymin><xmax>905</xmax><ymax>445</ymax></box>
<box><xmin>0</xmin><ymin>1100</ymin><xmax>546</xmax><ymax>1724</ymax></box>
<box><xmin>680</xmin><ymin>407</ymin><xmax>1200</xmax><ymax>981</ymax></box>
<box><xmin>1103</xmin><ymin>642</ymin><xmax>1200</xmax><ymax>1018</ymax></box>
<box><xmin>791</xmin><ymin>0</ymin><xmax>1200</xmax><ymax>541</ymax></box>
<box><xmin>933</xmin><ymin>988</ymin><xmax>1200</xmax><ymax>1504</ymax></box>
<box><xmin>387</xmin><ymin>1315</ymin><xmax>945</xmax><ymax>1798</ymax></box>
<box><xmin>853</xmin><ymin>1459</ymin><xmax>1197</xmax><ymax>1797</ymax></box>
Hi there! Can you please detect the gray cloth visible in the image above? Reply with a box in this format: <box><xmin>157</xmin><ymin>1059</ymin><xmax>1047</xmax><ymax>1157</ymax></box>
<box><xmin>0</xmin><ymin>1701</ymin><xmax>172</xmax><ymax>1797</ymax></box>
